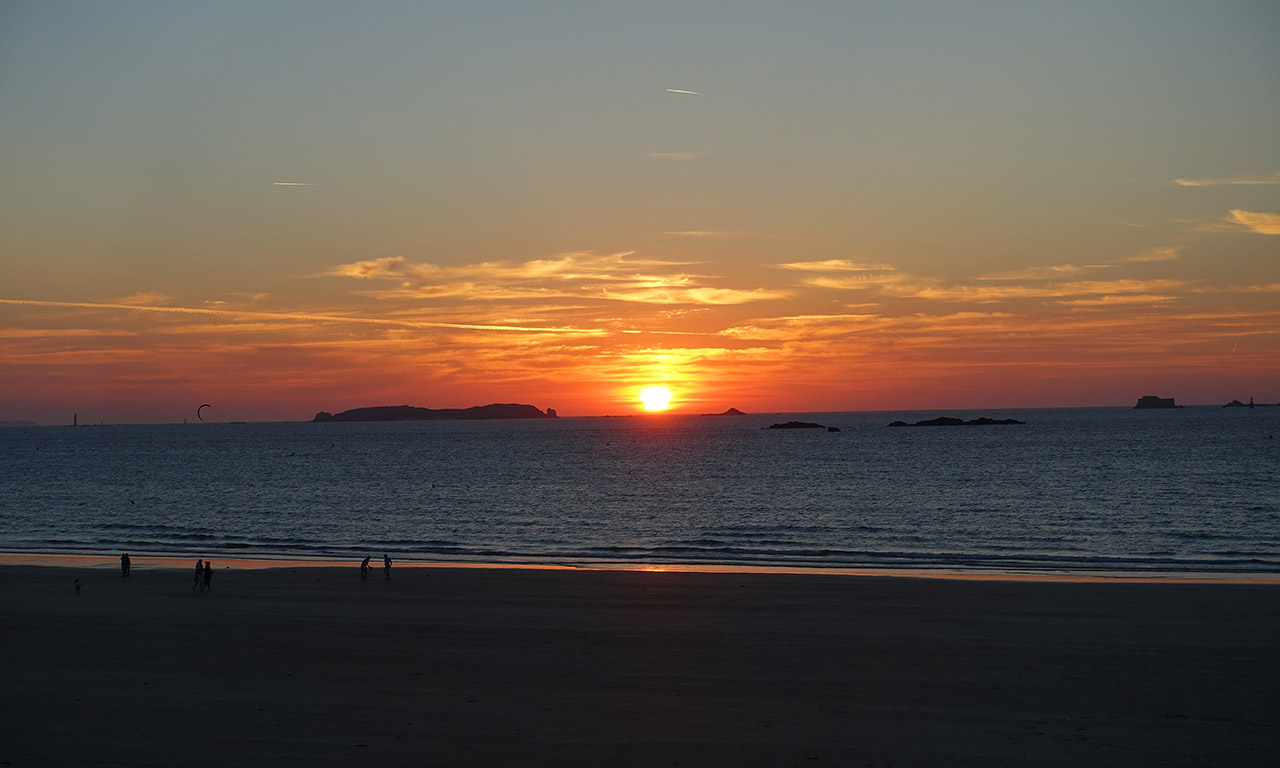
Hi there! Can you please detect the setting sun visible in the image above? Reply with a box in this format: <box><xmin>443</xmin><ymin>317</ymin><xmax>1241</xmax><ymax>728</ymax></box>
<box><xmin>639</xmin><ymin>386</ymin><xmax>672</xmax><ymax>412</ymax></box>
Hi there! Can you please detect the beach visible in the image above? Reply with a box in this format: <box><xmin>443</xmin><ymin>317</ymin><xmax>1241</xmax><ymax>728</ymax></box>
<box><xmin>2</xmin><ymin>562</ymin><xmax>1277</xmax><ymax>767</ymax></box>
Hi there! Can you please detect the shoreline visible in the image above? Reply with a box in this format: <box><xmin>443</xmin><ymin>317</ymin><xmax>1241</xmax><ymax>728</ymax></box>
<box><xmin>4</xmin><ymin>551</ymin><xmax>1277</xmax><ymax>584</ymax></box>
<box><xmin>3</xmin><ymin>561</ymin><xmax>1278</xmax><ymax>766</ymax></box>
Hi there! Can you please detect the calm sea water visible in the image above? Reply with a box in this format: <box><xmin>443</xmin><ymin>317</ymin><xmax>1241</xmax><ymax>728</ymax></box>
<box><xmin>1</xmin><ymin>408</ymin><xmax>1277</xmax><ymax>576</ymax></box>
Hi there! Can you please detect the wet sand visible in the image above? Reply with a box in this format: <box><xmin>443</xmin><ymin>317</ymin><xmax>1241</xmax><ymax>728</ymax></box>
<box><xmin>2</xmin><ymin>563</ymin><xmax>1277</xmax><ymax>766</ymax></box>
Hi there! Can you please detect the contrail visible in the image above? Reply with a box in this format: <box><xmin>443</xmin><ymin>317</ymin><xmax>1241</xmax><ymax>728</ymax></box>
<box><xmin>272</xmin><ymin>182</ymin><xmax>314</xmax><ymax>186</ymax></box>
<box><xmin>0</xmin><ymin>299</ymin><xmax>606</xmax><ymax>336</ymax></box>
<box><xmin>666</xmin><ymin>88</ymin><xmax>702</xmax><ymax>95</ymax></box>
<box><xmin>1174</xmin><ymin>172</ymin><xmax>1280</xmax><ymax>187</ymax></box>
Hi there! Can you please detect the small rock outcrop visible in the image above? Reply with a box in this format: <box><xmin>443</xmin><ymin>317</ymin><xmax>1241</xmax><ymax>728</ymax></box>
<box><xmin>765</xmin><ymin>421</ymin><xmax>826</xmax><ymax>430</ymax></box>
<box><xmin>1134</xmin><ymin>395</ymin><xmax>1179</xmax><ymax>409</ymax></box>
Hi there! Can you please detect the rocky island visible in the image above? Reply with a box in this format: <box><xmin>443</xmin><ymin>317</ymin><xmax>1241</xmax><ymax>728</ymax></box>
<box><xmin>313</xmin><ymin>403</ymin><xmax>556</xmax><ymax>422</ymax></box>
<box><xmin>766</xmin><ymin>421</ymin><xmax>827</xmax><ymax>430</ymax></box>
<box><xmin>1134</xmin><ymin>395</ymin><xmax>1179</xmax><ymax>409</ymax></box>
<box><xmin>889</xmin><ymin>417</ymin><xmax>1025</xmax><ymax>427</ymax></box>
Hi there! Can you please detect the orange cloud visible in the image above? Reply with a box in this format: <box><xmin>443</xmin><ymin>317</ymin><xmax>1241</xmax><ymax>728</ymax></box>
<box><xmin>977</xmin><ymin>264</ymin><xmax>1110</xmax><ymax>280</ymax></box>
<box><xmin>329</xmin><ymin>256</ymin><xmax>409</xmax><ymax>279</ymax></box>
<box><xmin>1121</xmin><ymin>246</ymin><xmax>1181</xmax><ymax>263</ymax></box>
<box><xmin>776</xmin><ymin>259</ymin><xmax>896</xmax><ymax>272</ymax></box>
<box><xmin>598</xmin><ymin>285</ymin><xmax>790</xmax><ymax>305</ymax></box>
<box><xmin>1228</xmin><ymin>210</ymin><xmax>1280</xmax><ymax>235</ymax></box>
<box><xmin>328</xmin><ymin>252</ymin><xmax>786</xmax><ymax>306</ymax></box>
<box><xmin>1055</xmin><ymin>295</ymin><xmax>1178</xmax><ymax>308</ymax></box>
<box><xmin>879</xmin><ymin>278</ymin><xmax>1193</xmax><ymax>302</ymax></box>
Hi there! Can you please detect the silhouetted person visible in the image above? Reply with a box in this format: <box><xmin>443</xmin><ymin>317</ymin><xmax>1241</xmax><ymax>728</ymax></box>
<box><xmin>202</xmin><ymin>561</ymin><xmax>213</xmax><ymax>591</ymax></box>
<box><xmin>121</xmin><ymin>553</ymin><xmax>131</xmax><ymax>577</ymax></box>
<box><xmin>384</xmin><ymin>554</ymin><xmax>392</xmax><ymax>580</ymax></box>
<box><xmin>360</xmin><ymin>556</ymin><xmax>371</xmax><ymax>580</ymax></box>
<box><xmin>193</xmin><ymin>559</ymin><xmax>203</xmax><ymax>591</ymax></box>
<box><xmin>74</xmin><ymin>578</ymin><xmax>82</xmax><ymax>595</ymax></box>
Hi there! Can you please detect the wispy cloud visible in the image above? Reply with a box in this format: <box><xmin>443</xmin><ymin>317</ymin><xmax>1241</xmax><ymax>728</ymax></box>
<box><xmin>720</xmin><ymin>313</ymin><xmax>888</xmax><ymax>341</ymax></box>
<box><xmin>1121</xmin><ymin>246</ymin><xmax>1181</xmax><ymax>263</ymax></box>
<box><xmin>0</xmin><ymin>299</ymin><xmax>604</xmax><ymax>335</ymax></box>
<box><xmin>1174</xmin><ymin>171</ymin><xmax>1280</xmax><ymax>187</ymax></box>
<box><xmin>327</xmin><ymin>252</ymin><xmax>785</xmax><ymax>306</ymax></box>
<box><xmin>664</xmin><ymin>230</ymin><xmax>741</xmax><ymax>238</ymax></box>
<box><xmin>329</xmin><ymin>256</ymin><xmax>408</xmax><ymax>279</ymax></box>
<box><xmin>1055</xmin><ymin>295</ymin><xmax>1178</xmax><ymax>308</ymax></box>
<box><xmin>977</xmin><ymin>264</ymin><xmax>1110</xmax><ymax>281</ymax></box>
<box><xmin>1228</xmin><ymin>209</ymin><xmax>1280</xmax><ymax>235</ymax></box>
<box><xmin>272</xmin><ymin>181</ymin><xmax>315</xmax><ymax>186</ymax></box>
<box><xmin>647</xmin><ymin>151</ymin><xmax>706</xmax><ymax>161</ymax></box>
<box><xmin>720</xmin><ymin>311</ymin><xmax>1017</xmax><ymax>342</ymax></box>
<box><xmin>881</xmin><ymin>278</ymin><xmax>1193</xmax><ymax>302</ymax></box>
<box><xmin>115</xmin><ymin>291</ymin><xmax>176</xmax><ymax>305</ymax></box>
<box><xmin>598</xmin><ymin>286</ymin><xmax>789</xmax><ymax>305</ymax></box>
<box><xmin>776</xmin><ymin>260</ymin><xmax>896</xmax><ymax>272</ymax></box>
<box><xmin>666</xmin><ymin>88</ymin><xmax>702</xmax><ymax>95</ymax></box>
<box><xmin>799</xmin><ymin>268</ymin><xmax>927</xmax><ymax>292</ymax></box>
<box><xmin>1227</xmin><ymin>283</ymin><xmax>1280</xmax><ymax>293</ymax></box>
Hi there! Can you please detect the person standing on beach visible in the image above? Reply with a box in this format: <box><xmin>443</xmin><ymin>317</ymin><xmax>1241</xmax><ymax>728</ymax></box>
<box><xmin>193</xmin><ymin>559</ymin><xmax>203</xmax><ymax>591</ymax></box>
<box><xmin>120</xmin><ymin>553</ymin><xmax>130</xmax><ymax>577</ymax></box>
<box><xmin>384</xmin><ymin>553</ymin><xmax>392</xmax><ymax>580</ymax></box>
<box><xmin>202</xmin><ymin>561</ymin><xmax>213</xmax><ymax>591</ymax></box>
<box><xmin>360</xmin><ymin>556</ymin><xmax>371</xmax><ymax>580</ymax></box>
<box><xmin>74</xmin><ymin>578</ymin><xmax>82</xmax><ymax>595</ymax></box>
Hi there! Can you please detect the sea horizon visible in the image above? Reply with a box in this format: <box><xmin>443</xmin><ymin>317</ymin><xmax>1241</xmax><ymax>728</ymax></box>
<box><xmin>4</xmin><ymin>406</ymin><xmax>1276</xmax><ymax>579</ymax></box>
<box><xmin>6</xmin><ymin>399</ymin><xmax>1276</xmax><ymax>428</ymax></box>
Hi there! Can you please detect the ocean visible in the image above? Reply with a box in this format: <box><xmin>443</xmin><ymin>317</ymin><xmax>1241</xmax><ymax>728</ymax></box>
<box><xmin>1</xmin><ymin>407</ymin><xmax>1277</xmax><ymax>577</ymax></box>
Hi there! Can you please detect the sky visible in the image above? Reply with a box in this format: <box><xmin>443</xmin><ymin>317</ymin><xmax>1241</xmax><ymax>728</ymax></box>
<box><xmin>2</xmin><ymin>1</ymin><xmax>1278</xmax><ymax>424</ymax></box>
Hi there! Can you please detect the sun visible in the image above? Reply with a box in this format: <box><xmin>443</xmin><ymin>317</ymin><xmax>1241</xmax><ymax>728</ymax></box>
<box><xmin>639</xmin><ymin>385</ymin><xmax>672</xmax><ymax>412</ymax></box>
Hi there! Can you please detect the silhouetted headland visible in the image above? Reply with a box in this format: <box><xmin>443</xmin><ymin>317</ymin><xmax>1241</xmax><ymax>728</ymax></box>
<box><xmin>313</xmin><ymin>404</ymin><xmax>557</xmax><ymax>422</ymax></box>
<box><xmin>1223</xmin><ymin>398</ymin><xmax>1274</xmax><ymax>408</ymax></box>
<box><xmin>766</xmin><ymin>421</ymin><xmax>827</xmax><ymax>430</ymax></box>
<box><xmin>889</xmin><ymin>417</ymin><xmax>1025</xmax><ymax>427</ymax></box>
<box><xmin>1134</xmin><ymin>395</ymin><xmax>1179</xmax><ymax>409</ymax></box>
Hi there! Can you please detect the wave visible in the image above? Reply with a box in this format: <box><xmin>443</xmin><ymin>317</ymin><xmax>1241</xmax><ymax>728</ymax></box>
<box><xmin>3</xmin><ymin>410</ymin><xmax>1278</xmax><ymax>577</ymax></box>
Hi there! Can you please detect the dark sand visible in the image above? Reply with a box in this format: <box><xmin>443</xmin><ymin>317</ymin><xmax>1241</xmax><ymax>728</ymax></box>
<box><xmin>2</xmin><ymin>563</ymin><xmax>1277</xmax><ymax>767</ymax></box>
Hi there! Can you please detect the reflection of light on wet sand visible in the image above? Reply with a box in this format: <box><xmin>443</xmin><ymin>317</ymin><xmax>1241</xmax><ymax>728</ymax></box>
<box><xmin>1</xmin><ymin>552</ymin><xmax>1276</xmax><ymax>583</ymax></box>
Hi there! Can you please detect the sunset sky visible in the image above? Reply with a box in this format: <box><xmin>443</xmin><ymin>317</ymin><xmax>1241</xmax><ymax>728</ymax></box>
<box><xmin>3</xmin><ymin>1</ymin><xmax>1278</xmax><ymax>424</ymax></box>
